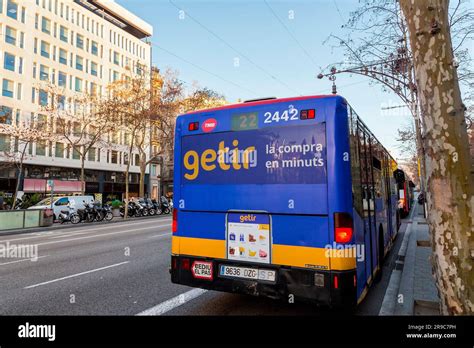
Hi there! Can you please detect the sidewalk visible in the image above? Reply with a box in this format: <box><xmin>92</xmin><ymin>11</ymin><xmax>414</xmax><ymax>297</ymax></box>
<box><xmin>0</xmin><ymin>214</ymin><xmax>172</xmax><ymax>237</ymax></box>
<box><xmin>380</xmin><ymin>201</ymin><xmax>440</xmax><ymax>315</ymax></box>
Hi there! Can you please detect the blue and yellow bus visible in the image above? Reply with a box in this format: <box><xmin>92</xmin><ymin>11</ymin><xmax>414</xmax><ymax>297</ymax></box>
<box><xmin>170</xmin><ymin>95</ymin><xmax>400</xmax><ymax>307</ymax></box>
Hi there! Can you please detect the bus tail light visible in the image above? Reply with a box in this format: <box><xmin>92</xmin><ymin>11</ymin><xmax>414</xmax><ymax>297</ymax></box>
<box><xmin>172</xmin><ymin>209</ymin><xmax>178</xmax><ymax>233</ymax></box>
<box><xmin>181</xmin><ymin>258</ymin><xmax>190</xmax><ymax>270</ymax></box>
<box><xmin>333</xmin><ymin>275</ymin><xmax>339</xmax><ymax>289</ymax></box>
<box><xmin>334</xmin><ymin>212</ymin><xmax>353</xmax><ymax>244</ymax></box>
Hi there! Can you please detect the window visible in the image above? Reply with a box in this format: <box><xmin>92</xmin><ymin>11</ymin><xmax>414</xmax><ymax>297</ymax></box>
<box><xmin>90</xmin><ymin>82</ymin><xmax>97</xmax><ymax>95</ymax></box>
<box><xmin>36</xmin><ymin>141</ymin><xmax>46</xmax><ymax>156</ymax></box>
<box><xmin>111</xmin><ymin>150</ymin><xmax>118</xmax><ymax>164</ymax></box>
<box><xmin>35</xmin><ymin>13</ymin><xmax>38</xmax><ymax>29</ymax></box>
<box><xmin>41</xmin><ymin>41</ymin><xmax>50</xmax><ymax>58</ymax></box>
<box><xmin>4</xmin><ymin>52</ymin><xmax>15</xmax><ymax>71</ymax></box>
<box><xmin>16</xmin><ymin>83</ymin><xmax>21</xmax><ymax>100</ymax></box>
<box><xmin>41</xmin><ymin>17</ymin><xmax>51</xmax><ymax>34</ymax></box>
<box><xmin>19</xmin><ymin>32</ymin><xmax>24</xmax><ymax>48</ymax></box>
<box><xmin>75</xmin><ymin>77</ymin><xmax>82</xmax><ymax>92</ymax></box>
<box><xmin>91</xmin><ymin>40</ymin><xmax>98</xmax><ymax>56</ymax></box>
<box><xmin>90</xmin><ymin>61</ymin><xmax>97</xmax><ymax>76</ymax></box>
<box><xmin>0</xmin><ymin>106</ymin><xmax>13</xmax><ymax>124</ymax></box>
<box><xmin>76</xmin><ymin>34</ymin><xmax>84</xmax><ymax>49</ymax></box>
<box><xmin>31</xmin><ymin>88</ymin><xmax>36</xmax><ymax>103</ymax></box>
<box><xmin>113</xmin><ymin>71</ymin><xmax>119</xmax><ymax>82</ymax></box>
<box><xmin>18</xmin><ymin>57</ymin><xmax>23</xmax><ymax>74</ymax></box>
<box><xmin>55</xmin><ymin>142</ymin><xmax>64</xmax><ymax>157</ymax></box>
<box><xmin>39</xmin><ymin>89</ymin><xmax>48</xmax><ymax>106</ymax></box>
<box><xmin>59</xmin><ymin>48</ymin><xmax>67</xmax><ymax>65</ymax></box>
<box><xmin>72</xmin><ymin>146</ymin><xmax>80</xmax><ymax>160</ymax></box>
<box><xmin>57</xmin><ymin>95</ymin><xmax>65</xmax><ymax>109</ymax></box>
<box><xmin>58</xmin><ymin>71</ymin><xmax>66</xmax><ymax>87</ymax></box>
<box><xmin>59</xmin><ymin>25</ymin><xmax>68</xmax><ymax>42</ymax></box>
<box><xmin>39</xmin><ymin>64</ymin><xmax>49</xmax><ymax>81</ymax></box>
<box><xmin>5</xmin><ymin>26</ymin><xmax>16</xmax><ymax>45</ymax></box>
<box><xmin>20</xmin><ymin>6</ymin><xmax>25</xmax><ymax>23</ymax></box>
<box><xmin>2</xmin><ymin>79</ymin><xmax>14</xmax><ymax>98</ymax></box>
<box><xmin>113</xmin><ymin>51</ymin><xmax>119</xmax><ymax>65</ymax></box>
<box><xmin>0</xmin><ymin>134</ymin><xmax>10</xmax><ymax>152</ymax></box>
<box><xmin>7</xmin><ymin>0</ymin><xmax>18</xmax><ymax>20</ymax></box>
<box><xmin>88</xmin><ymin>147</ymin><xmax>96</xmax><ymax>161</ymax></box>
<box><xmin>76</xmin><ymin>55</ymin><xmax>83</xmax><ymax>71</ymax></box>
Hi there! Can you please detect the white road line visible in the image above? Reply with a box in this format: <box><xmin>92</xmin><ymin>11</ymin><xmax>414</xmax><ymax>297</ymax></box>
<box><xmin>24</xmin><ymin>261</ymin><xmax>130</xmax><ymax>289</ymax></box>
<box><xmin>137</xmin><ymin>289</ymin><xmax>208</xmax><ymax>316</ymax></box>
<box><xmin>0</xmin><ymin>255</ymin><xmax>49</xmax><ymax>266</ymax></box>
<box><xmin>147</xmin><ymin>233</ymin><xmax>172</xmax><ymax>239</ymax></box>
<box><xmin>34</xmin><ymin>224</ymin><xmax>171</xmax><ymax>247</ymax></box>
<box><xmin>0</xmin><ymin>218</ymin><xmax>172</xmax><ymax>243</ymax></box>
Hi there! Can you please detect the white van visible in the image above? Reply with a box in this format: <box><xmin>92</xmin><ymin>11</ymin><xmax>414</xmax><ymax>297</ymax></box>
<box><xmin>29</xmin><ymin>195</ymin><xmax>94</xmax><ymax>220</ymax></box>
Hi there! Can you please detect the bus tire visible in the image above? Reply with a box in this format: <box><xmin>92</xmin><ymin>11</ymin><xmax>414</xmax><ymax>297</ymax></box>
<box><xmin>374</xmin><ymin>226</ymin><xmax>384</xmax><ymax>283</ymax></box>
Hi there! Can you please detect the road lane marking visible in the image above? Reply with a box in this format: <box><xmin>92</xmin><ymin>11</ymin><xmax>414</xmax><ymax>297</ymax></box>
<box><xmin>146</xmin><ymin>233</ymin><xmax>172</xmax><ymax>239</ymax></box>
<box><xmin>0</xmin><ymin>255</ymin><xmax>49</xmax><ymax>266</ymax></box>
<box><xmin>137</xmin><ymin>289</ymin><xmax>208</xmax><ymax>316</ymax></box>
<box><xmin>0</xmin><ymin>218</ymin><xmax>172</xmax><ymax>243</ymax></box>
<box><xmin>24</xmin><ymin>261</ymin><xmax>130</xmax><ymax>289</ymax></box>
<box><xmin>33</xmin><ymin>224</ymin><xmax>171</xmax><ymax>247</ymax></box>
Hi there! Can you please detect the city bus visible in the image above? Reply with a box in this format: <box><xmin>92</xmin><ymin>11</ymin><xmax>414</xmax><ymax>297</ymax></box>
<box><xmin>170</xmin><ymin>95</ymin><xmax>400</xmax><ymax>307</ymax></box>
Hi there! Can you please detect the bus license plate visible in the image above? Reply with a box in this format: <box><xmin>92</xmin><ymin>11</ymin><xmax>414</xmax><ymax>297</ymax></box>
<box><xmin>219</xmin><ymin>265</ymin><xmax>276</xmax><ymax>282</ymax></box>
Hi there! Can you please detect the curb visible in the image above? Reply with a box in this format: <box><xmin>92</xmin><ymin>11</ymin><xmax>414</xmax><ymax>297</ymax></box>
<box><xmin>0</xmin><ymin>214</ymin><xmax>172</xmax><ymax>237</ymax></box>
<box><xmin>379</xmin><ymin>204</ymin><xmax>417</xmax><ymax>315</ymax></box>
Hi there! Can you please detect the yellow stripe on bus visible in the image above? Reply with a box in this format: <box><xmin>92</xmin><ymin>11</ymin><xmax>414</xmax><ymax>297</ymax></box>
<box><xmin>172</xmin><ymin>236</ymin><xmax>356</xmax><ymax>271</ymax></box>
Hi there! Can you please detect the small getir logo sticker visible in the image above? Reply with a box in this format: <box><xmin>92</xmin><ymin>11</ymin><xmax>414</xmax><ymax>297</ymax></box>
<box><xmin>202</xmin><ymin>118</ymin><xmax>217</xmax><ymax>132</ymax></box>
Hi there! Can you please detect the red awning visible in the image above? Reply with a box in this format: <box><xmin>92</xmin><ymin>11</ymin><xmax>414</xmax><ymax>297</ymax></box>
<box><xmin>23</xmin><ymin>179</ymin><xmax>84</xmax><ymax>193</ymax></box>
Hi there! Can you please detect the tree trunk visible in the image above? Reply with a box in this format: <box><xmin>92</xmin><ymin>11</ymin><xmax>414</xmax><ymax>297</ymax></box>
<box><xmin>80</xmin><ymin>156</ymin><xmax>86</xmax><ymax>195</ymax></box>
<box><xmin>12</xmin><ymin>143</ymin><xmax>28</xmax><ymax>210</ymax></box>
<box><xmin>139</xmin><ymin>153</ymin><xmax>146</xmax><ymax>198</ymax></box>
<box><xmin>400</xmin><ymin>0</ymin><xmax>474</xmax><ymax>314</ymax></box>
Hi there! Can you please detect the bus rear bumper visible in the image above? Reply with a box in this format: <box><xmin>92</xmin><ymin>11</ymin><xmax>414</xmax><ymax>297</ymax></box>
<box><xmin>170</xmin><ymin>255</ymin><xmax>356</xmax><ymax>308</ymax></box>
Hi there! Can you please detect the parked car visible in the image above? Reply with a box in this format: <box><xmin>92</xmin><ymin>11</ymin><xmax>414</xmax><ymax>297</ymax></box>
<box><xmin>29</xmin><ymin>195</ymin><xmax>94</xmax><ymax>220</ymax></box>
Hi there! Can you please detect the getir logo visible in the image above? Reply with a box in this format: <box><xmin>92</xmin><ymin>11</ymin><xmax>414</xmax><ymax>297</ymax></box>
<box><xmin>202</xmin><ymin>118</ymin><xmax>217</xmax><ymax>132</ymax></box>
<box><xmin>239</xmin><ymin>214</ymin><xmax>257</xmax><ymax>223</ymax></box>
<box><xmin>183</xmin><ymin>140</ymin><xmax>257</xmax><ymax>180</ymax></box>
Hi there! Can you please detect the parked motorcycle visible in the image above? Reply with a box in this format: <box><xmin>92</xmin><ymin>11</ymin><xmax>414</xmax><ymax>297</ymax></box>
<box><xmin>120</xmin><ymin>201</ymin><xmax>143</xmax><ymax>217</ymax></box>
<box><xmin>138</xmin><ymin>198</ymin><xmax>156</xmax><ymax>216</ymax></box>
<box><xmin>160</xmin><ymin>196</ymin><xmax>171</xmax><ymax>214</ymax></box>
<box><xmin>92</xmin><ymin>202</ymin><xmax>113</xmax><ymax>222</ymax></box>
<box><xmin>58</xmin><ymin>206</ymin><xmax>73</xmax><ymax>224</ymax></box>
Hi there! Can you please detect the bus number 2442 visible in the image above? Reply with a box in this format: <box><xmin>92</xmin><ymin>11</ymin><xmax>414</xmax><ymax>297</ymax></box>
<box><xmin>263</xmin><ymin>106</ymin><xmax>298</xmax><ymax>124</ymax></box>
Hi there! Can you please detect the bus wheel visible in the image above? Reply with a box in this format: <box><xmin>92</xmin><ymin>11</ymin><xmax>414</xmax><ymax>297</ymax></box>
<box><xmin>374</xmin><ymin>226</ymin><xmax>384</xmax><ymax>283</ymax></box>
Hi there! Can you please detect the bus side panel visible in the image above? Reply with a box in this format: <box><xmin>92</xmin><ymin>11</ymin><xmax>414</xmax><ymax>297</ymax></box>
<box><xmin>326</xmin><ymin>100</ymin><xmax>353</xmax><ymax>242</ymax></box>
<box><xmin>353</xmin><ymin>209</ymin><xmax>367</xmax><ymax>298</ymax></box>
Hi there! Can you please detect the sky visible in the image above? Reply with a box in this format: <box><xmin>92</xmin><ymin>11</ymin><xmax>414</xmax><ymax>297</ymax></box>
<box><xmin>115</xmin><ymin>0</ymin><xmax>425</xmax><ymax>160</ymax></box>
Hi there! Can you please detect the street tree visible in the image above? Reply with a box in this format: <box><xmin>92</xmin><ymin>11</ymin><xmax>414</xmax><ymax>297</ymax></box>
<box><xmin>43</xmin><ymin>85</ymin><xmax>114</xmax><ymax>195</ymax></box>
<box><xmin>400</xmin><ymin>0</ymin><xmax>473</xmax><ymax>314</ymax></box>
<box><xmin>0</xmin><ymin>110</ymin><xmax>52</xmax><ymax>209</ymax></box>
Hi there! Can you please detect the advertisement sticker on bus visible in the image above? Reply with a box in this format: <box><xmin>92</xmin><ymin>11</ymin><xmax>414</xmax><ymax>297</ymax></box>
<box><xmin>227</xmin><ymin>213</ymin><xmax>271</xmax><ymax>264</ymax></box>
<box><xmin>181</xmin><ymin>123</ymin><xmax>327</xmax><ymax>185</ymax></box>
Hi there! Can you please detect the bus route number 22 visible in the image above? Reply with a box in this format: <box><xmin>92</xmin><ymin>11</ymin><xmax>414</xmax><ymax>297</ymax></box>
<box><xmin>263</xmin><ymin>105</ymin><xmax>298</xmax><ymax>124</ymax></box>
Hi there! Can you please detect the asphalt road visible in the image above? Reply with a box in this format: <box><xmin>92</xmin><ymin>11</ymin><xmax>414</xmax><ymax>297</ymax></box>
<box><xmin>0</xmin><ymin>215</ymin><xmax>406</xmax><ymax>315</ymax></box>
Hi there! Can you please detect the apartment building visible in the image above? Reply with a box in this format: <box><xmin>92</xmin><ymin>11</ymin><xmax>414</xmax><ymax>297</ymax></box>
<box><xmin>0</xmin><ymin>0</ymin><xmax>157</xmax><ymax>200</ymax></box>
